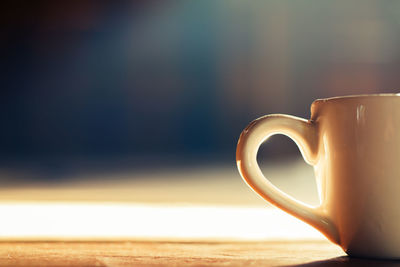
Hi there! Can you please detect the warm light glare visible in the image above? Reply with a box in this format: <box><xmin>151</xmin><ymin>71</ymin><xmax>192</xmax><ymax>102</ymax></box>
<box><xmin>0</xmin><ymin>203</ymin><xmax>324</xmax><ymax>241</ymax></box>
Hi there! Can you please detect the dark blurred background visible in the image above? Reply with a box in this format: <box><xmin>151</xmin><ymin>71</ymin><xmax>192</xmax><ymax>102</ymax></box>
<box><xmin>1</xmin><ymin>1</ymin><xmax>400</xmax><ymax>179</ymax></box>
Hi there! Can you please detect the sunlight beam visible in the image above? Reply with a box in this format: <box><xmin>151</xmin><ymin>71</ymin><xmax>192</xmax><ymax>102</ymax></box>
<box><xmin>0</xmin><ymin>203</ymin><xmax>324</xmax><ymax>241</ymax></box>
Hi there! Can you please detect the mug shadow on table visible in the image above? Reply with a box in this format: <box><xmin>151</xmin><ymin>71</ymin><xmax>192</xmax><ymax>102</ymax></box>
<box><xmin>285</xmin><ymin>256</ymin><xmax>400</xmax><ymax>267</ymax></box>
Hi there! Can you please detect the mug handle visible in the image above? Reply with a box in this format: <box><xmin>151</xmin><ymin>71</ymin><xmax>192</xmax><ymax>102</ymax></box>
<box><xmin>236</xmin><ymin>114</ymin><xmax>339</xmax><ymax>244</ymax></box>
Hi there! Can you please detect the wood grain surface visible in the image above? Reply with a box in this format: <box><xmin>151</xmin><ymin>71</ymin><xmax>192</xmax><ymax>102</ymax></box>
<box><xmin>0</xmin><ymin>163</ymin><xmax>397</xmax><ymax>266</ymax></box>
<box><xmin>0</xmin><ymin>240</ymin><xmax>398</xmax><ymax>267</ymax></box>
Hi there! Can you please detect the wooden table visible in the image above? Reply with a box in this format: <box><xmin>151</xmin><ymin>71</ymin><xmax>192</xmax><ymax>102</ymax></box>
<box><xmin>1</xmin><ymin>240</ymin><xmax>398</xmax><ymax>267</ymax></box>
<box><xmin>0</xmin><ymin>163</ymin><xmax>396</xmax><ymax>266</ymax></box>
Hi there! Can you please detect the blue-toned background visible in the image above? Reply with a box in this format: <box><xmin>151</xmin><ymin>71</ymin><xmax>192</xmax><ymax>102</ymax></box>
<box><xmin>1</xmin><ymin>1</ymin><xmax>400</xmax><ymax>178</ymax></box>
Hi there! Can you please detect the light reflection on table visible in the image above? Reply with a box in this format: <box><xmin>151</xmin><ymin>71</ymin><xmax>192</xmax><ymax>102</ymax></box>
<box><xmin>0</xmin><ymin>203</ymin><xmax>323</xmax><ymax>241</ymax></box>
<box><xmin>0</xmin><ymin>159</ymin><xmax>322</xmax><ymax>241</ymax></box>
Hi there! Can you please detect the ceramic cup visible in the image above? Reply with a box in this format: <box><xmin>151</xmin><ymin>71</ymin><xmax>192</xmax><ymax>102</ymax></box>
<box><xmin>236</xmin><ymin>94</ymin><xmax>400</xmax><ymax>259</ymax></box>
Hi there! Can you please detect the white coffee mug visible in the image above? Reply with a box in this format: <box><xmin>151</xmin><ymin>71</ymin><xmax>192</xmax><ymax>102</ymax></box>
<box><xmin>236</xmin><ymin>94</ymin><xmax>400</xmax><ymax>259</ymax></box>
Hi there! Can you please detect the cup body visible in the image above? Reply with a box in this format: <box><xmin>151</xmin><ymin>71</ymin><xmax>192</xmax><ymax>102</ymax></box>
<box><xmin>311</xmin><ymin>95</ymin><xmax>400</xmax><ymax>258</ymax></box>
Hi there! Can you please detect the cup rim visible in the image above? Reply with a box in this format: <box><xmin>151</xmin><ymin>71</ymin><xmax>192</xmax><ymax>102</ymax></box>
<box><xmin>314</xmin><ymin>93</ymin><xmax>400</xmax><ymax>103</ymax></box>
